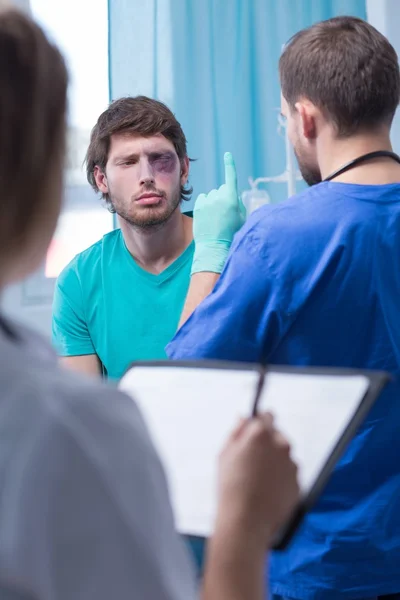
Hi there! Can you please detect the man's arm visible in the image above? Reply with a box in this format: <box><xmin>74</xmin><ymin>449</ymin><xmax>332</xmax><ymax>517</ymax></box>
<box><xmin>179</xmin><ymin>273</ymin><xmax>220</xmax><ymax>328</ymax></box>
<box><xmin>167</xmin><ymin>222</ymin><xmax>285</xmax><ymax>363</ymax></box>
<box><xmin>60</xmin><ymin>354</ymin><xmax>102</xmax><ymax>376</ymax></box>
<box><xmin>179</xmin><ymin>152</ymin><xmax>245</xmax><ymax>327</ymax></box>
<box><xmin>203</xmin><ymin>518</ymin><xmax>266</xmax><ymax>600</ymax></box>
<box><xmin>202</xmin><ymin>414</ymin><xmax>299</xmax><ymax>600</ymax></box>
<box><xmin>52</xmin><ymin>264</ymin><xmax>101</xmax><ymax>376</ymax></box>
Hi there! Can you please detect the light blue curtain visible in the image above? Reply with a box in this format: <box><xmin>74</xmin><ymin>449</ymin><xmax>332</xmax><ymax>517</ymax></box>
<box><xmin>109</xmin><ymin>0</ymin><xmax>367</xmax><ymax>206</ymax></box>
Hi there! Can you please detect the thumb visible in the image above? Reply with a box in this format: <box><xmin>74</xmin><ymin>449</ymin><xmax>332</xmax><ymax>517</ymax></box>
<box><xmin>238</xmin><ymin>195</ymin><xmax>247</xmax><ymax>220</ymax></box>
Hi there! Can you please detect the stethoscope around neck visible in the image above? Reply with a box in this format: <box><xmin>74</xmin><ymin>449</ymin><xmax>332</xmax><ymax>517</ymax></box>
<box><xmin>323</xmin><ymin>150</ymin><xmax>400</xmax><ymax>182</ymax></box>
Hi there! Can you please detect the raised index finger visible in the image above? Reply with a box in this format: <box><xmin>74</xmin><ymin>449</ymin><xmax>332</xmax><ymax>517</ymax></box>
<box><xmin>224</xmin><ymin>151</ymin><xmax>237</xmax><ymax>194</ymax></box>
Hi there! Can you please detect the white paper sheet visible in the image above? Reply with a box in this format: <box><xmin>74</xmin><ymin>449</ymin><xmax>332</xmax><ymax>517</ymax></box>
<box><xmin>119</xmin><ymin>366</ymin><xmax>369</xmax><ymax>537</ymax></box>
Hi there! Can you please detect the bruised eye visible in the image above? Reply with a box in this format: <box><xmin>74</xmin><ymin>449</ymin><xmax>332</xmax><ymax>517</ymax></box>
<box><xmin>150</xmin><ymin>153</ymin><xmax>177</xmax><ymax>173</ymax></box>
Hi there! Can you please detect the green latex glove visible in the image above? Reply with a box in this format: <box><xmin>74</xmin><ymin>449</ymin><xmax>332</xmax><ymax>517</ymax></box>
<box><xmin>191</xmin><ymin>152</ymin><xmax>246</xmax><ymax>275</ymax></box>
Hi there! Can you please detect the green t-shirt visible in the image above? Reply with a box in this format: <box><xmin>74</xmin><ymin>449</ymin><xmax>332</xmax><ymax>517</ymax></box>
<box><xmin>52</xmin><ymin>228</ymin><xmax>194</xmax><ymax>379</ymax></box>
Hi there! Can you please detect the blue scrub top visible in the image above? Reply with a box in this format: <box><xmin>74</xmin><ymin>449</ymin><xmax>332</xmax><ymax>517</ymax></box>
<box><xmin>167</xmin><ymin>181</ymin><xmax>400</xmax><ymax>600</ymax></box>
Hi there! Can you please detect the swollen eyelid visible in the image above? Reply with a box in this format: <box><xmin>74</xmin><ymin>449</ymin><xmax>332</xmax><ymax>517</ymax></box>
<box><xmin>151</xmin><ymin>155</ymin><xmax>176</xmax><ymax>172</ymax></box>
<box><xmin>152</xmin><ymin>155</ymin><xmax>172</xmax><ymax>162</ymax></box>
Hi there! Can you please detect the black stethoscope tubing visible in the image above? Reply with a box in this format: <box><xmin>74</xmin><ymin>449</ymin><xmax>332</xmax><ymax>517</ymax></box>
<box><xmin>323</xmin><ymin>150</ymin><xmax>400</xmax><ymax>182</ymax></box>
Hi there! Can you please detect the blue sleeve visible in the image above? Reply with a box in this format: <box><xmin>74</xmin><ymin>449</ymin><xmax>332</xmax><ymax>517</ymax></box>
<box><xmin>166</xmin><ymin>226</ymin><xmax>290</xmax><ymax>363</ymax></box>
<box><xmin>52</xmin><ymin>262</ymin><xmax>96</xmax><ymax>357</ymax></box>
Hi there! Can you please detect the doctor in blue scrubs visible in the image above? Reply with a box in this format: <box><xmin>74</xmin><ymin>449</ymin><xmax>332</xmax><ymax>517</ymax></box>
<box><xmin>167</xmin><ymin>16</ymin><xmax>400</xmax><ymax>600</ymax></box>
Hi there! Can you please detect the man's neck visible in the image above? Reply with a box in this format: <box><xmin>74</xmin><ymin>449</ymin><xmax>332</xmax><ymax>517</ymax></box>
<box><xmin>317</xmin><ymin>129</ymin><xmax>400</xmax><ymax>184</ymax></box>
<box><xmin>119</xmin><ymin>209</ymin><xmax>193</xmax><ymax>274</ymax></box>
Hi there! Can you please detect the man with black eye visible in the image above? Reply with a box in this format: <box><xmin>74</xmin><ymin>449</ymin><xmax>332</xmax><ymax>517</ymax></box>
<box><xmin>52</xmin><ymin>95</ymin><xmax>195</xmax><ymax>381</ymax></box>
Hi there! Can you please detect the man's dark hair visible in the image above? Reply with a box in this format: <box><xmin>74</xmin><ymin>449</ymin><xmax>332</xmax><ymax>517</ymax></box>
<box><xmin>85</xmin><ymin>96</ymin><xmax>192</xmax><ymax>210</ymax></box>
<box><xmin>279</xmin><ymin>16</ymin><xmax>400</xmax><ymax>137</ymax></box>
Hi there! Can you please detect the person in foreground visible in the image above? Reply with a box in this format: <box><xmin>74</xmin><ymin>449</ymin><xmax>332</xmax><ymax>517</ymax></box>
<box><xmin>168</xmin><ymin>16</ymin><xmax>400</xmax><ymax>600</ymax></box>
<box><xmin>0</xmin><ymin>6</ymin><xmax>299</xmax><ymax>600</ymax></box>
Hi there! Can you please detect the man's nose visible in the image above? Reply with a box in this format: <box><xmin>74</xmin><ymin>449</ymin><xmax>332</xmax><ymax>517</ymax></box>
<box><xmin>139</xmin><ymin>158</ymin><xmax>155</xmax><ymax>185</ymax></box>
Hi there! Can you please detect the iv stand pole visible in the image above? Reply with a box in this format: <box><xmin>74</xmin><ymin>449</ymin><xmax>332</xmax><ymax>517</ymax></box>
<box><xmin>248</xmin><ymin>115</ymin><xmax>301</xmax><ymax>197</ymax></box>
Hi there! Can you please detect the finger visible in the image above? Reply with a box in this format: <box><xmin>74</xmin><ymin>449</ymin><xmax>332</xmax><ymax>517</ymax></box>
<box><xmin>229</xmin><ymin>417</ymin><xmax>249</xmax><ymax>441</ymax></box>
<box><xmin>241</xmin><ymin>412</ymin><xmax>277</xmax><ymax>446</ymax></box>
<box><xmin>273</xmin><ymin>430</ymin><xmax>291</xmax><ymax>452</ymax></box>
<box><xmin>258</xmin><ymin>412</ymin><xmax>275</xmax><ymax>429</ymax></box>
<box><xmin>241</xmin><ymin>414</ymin><xmax>273</xmax><ymax>443</ymax></box>
<box><xmin>193</xmin><ymin>193</ymin><xmax>207</xmax><ymax>211</ymax></box>
<box><xmin>207</xmin><ymin>189</ymin><xmax>219</xmax><ymax>203</ymax></box>
<box><xmin>224</xmin><ymin>152</ymin><xmax>237</xmax><ymax>194</ymax></box>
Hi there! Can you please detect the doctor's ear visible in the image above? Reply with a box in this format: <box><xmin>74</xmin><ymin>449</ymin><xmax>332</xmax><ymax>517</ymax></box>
<box><xmin>295</xmin><ymin>101</ymin><xmax>318</xmax><ymax>140</ymax></box>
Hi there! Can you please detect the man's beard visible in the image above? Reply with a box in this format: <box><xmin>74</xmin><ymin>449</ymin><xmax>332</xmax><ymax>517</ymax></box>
<box><xmin>294</xmin><ymin>146</ymin><xmax>322</xmax><ymax>187</ymax></box>
<box><xmin>109</xmin><ymin>185</ymin><xmax>181</xmax><ymax>230</ymax></box>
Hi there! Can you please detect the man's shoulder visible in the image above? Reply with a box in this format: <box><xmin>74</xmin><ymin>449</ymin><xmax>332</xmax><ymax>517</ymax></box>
<box><xmin>71</xmin><ymin>228</ymin><xmax>121</xmax><ymax>269</ymax></box>
<box><xmin>56</xmin><ymin>229</ymin><xmax>121</xmax><ymax>288</ymax></box>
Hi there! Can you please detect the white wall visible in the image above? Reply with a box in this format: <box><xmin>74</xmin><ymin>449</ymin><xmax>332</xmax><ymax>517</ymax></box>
<box><xmin>366</xmin><ymin>0</ymin><xmax>400</xmax><ymax>153</ymax></box>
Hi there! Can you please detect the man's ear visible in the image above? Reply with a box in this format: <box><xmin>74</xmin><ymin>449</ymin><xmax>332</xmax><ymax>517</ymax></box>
<box><xmin>180</xmin><ymin>156</ymin><xmax>190</xmax><ymax>185</ymax></box>
<box><xmin>295</xmin><ymin>101</ymin><xmax>318</xmax><ymax>140</ymax></box>
<box><xmin>93</xmin><ymin>165</ymin><xmax>109</xmax><ymax>194</ymax></box>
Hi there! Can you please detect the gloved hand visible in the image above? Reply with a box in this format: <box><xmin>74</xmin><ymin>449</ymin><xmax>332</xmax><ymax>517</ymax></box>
<box><xmin>191</xmin><ymin>152</ymin><xmax>246</xmax><ymax>275</ymax></box>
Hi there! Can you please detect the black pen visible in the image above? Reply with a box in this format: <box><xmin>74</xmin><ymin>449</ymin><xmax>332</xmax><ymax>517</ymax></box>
<box><xmin>251</xmin><ymin>369</ymin><xmax>266</xmax><ymax>417</ymax></box>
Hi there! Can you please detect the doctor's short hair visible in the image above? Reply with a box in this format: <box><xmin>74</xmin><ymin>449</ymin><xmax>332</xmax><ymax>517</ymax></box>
<box><xmin>85</xmin><ymin>96</ymin><xmax>192</xmax><ymax>211</ymax></box>
<box><xmin>279</xmin><ymin>16</ymin><xmax>400</xmax><ymax>137</ymax></box>
<box><xmin>0</xmin><ymin>4</ymin><xmax>67</xmax><ymax>267</ymax></box>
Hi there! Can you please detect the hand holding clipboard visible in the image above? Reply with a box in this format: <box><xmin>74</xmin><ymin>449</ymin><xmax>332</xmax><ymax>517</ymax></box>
<box><xmin>216</xmin><ymin>411</ymin><xmax>299</xmax><ymax>549</ymax></box>
<box><xmin>120</xmin><ymin>361</ymin><xmax>389</xmax><ymax>549</ymax></box>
